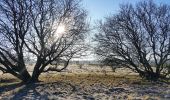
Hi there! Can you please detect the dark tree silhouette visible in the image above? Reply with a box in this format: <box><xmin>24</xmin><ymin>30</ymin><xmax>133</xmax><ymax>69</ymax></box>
<box><xmin>0</xmin><ymin>0</ymin><xmax>88</xmax><ymax>83</ymax></box>
<box><xmin>95</xmin><ymin>1</ymin><xmax>170</xmax><ymax>80</ymax></box>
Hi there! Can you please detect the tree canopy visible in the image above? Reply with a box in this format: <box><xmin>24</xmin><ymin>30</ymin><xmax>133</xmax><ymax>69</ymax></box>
<box><xmin>94</xmin><ymin>1</ymin><xmax>170</xmax><ymax>80</ymax></box>
<box><xmin>0</xmin><ymin>0</ymin><xmax>89</xmax><ymax>83</ymax></box>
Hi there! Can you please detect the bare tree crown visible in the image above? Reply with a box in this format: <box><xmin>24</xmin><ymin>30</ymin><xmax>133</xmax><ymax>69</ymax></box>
<box><xmin>0</xmin><ymin>0</ymin><xmax>88</xmax><ymax>83</ymax></box>
<box><xmin>95</xmin><ymin>1</ymin><xmax>170</xmax><ymax>80</ymax></box>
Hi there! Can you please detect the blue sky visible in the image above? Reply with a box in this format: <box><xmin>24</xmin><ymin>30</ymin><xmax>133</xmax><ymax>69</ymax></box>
<box><xmin>82</xmin><ymin>0</ymin><xmax>170</xmax><ymax>23</ymax></box>
<box><xmin>81</xmin><ymin>0</ymin><xmax>170</xmax><ymax>60</ymax></box>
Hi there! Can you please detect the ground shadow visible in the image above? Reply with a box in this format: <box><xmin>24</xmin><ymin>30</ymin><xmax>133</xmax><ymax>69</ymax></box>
<box><xmin>1</xmin><ymin>77</ymin><xmax>169</xmax><ymax>99</ymax></box>
<box><xmin>0</xmin><ymin>82</ymin><xmax>23</xmax><ymax>95</ymax></box>
<box><xmin>10</xmin><ymin>81</ymin><xmax>77</xmax><ymax>100</ymax></box>
<box><xmin>0</xmin><ymin>78</ymin><xmax>17</xmax><ymax>83</ymax></box>
<box><xmin>11</xmin><ymin>84</ymin><xmax>43</xmax><ymax>100</ymax></box>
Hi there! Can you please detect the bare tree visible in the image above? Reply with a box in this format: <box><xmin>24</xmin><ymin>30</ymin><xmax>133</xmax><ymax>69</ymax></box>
<box><xmin>95</xmin><ymin>1</ymin><xmax>170</xmax><ymax>80</ymax></box>
<box><xmin>0</xmin><ymin>0</ymin><xmax>31</xmax><ymax>82</ymax></box>
<box><xmin>0</xmin><ymin>0</ymin><xmax>88</xmax><ymax>83</ymax></box>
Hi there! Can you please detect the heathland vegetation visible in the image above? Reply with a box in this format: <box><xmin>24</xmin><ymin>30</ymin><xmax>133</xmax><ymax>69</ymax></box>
<box><xmin>0</xmin><ymin>0</ymin><xmax>170</xmax><ymax>99</ymax></box>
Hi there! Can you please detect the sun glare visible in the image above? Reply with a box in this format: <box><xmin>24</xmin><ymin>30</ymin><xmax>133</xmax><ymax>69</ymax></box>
<box><xmin>57</xmin><ymin>25</ymin><xmax>65</xmax><ymax>34</ymax></box>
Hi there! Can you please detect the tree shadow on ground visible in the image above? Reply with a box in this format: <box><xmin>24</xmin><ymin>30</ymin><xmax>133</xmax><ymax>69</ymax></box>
<box><xmin>1</xmin><ymin>80</ymin><xmax>169</xmax><ymax>100</ymax></box>
<box><xmin>10</xmin><ymin>81</ymin><xmax>77</xmax><ymax>100</ymax></box>
<box><xmin>11</xmin><ymin>84</ymin><xmax>43</xmax><ymax>100</ymax></box>
<box><xmin>0</xmin><ymin>81</ymin><xmax>23</xmax><ymax>95</ymax></box>
<box><xmin>0</xmin><ymin>78</ymin><xmax>18</xmax><ymax>83</ymax></box>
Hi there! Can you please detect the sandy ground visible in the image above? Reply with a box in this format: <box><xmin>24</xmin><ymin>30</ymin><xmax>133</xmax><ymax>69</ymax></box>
<box><xmin>0</xmin><ymin>65</ymin><xmax>170</xmax><ymax>100</ymax></box>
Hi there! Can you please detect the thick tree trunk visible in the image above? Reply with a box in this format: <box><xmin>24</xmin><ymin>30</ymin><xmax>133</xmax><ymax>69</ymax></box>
<box><xmin>29</xmin><ymin>66</ymin><xmax>41</xmax><ymax>83</ymax></box>
<box><xmin>10</xmin><ymin>69</ymin><xmax>31</xmax><ymax>83</ymax></box>
<box><xmin>20</xmin><ymin>69</ymin><xmax>31</xmax><ymax>83</ymax></box>
<box><xmin>29</xmin><ymin>74</ymin><xmax>40</xmax><ymax>83</ymax></box>
<box><xmin>17</xmin><ymin>56</ymin><xmax>32</xmax><ymax>83</ymax></box>
<box><xmin>139</xmin><ymin>71</ymin><xmax>161</xmax><ymax>81</ymax></box>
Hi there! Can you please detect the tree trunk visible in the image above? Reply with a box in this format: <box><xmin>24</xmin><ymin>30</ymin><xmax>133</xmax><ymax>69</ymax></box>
<box><xmin>20</xmin><ymin>69</ymin><xmax>32</xmax><ymax>83</ymax></box>
<box><xmin>29</xmin><ymin>66</ymin><xmax>41</xmax><ymax>83</ymax></box>
<box><xmin>148</xmin><ymin>72</ymin><xmax>160</xmax><ymax>81</ymax></box>
<box><xmin>10</xmin><ymin>69</ymin><xmax>31</xmax><ymax>83</ymax></box>
<box><xmin>29</xmin><ymin>74</ymin><xmax>40</xmax><ymax>83</ymax></box>
<box><xmin>139</xmin><ymin>71</ymin><xmax>160</xmax><ymax>81</ymax></box>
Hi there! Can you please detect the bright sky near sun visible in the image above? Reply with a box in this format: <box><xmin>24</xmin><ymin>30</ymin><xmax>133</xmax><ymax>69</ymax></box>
<box><xmin>82</xmin><ymin>0</ymin><xmax>170</xmax><ymax>23</ymax></box>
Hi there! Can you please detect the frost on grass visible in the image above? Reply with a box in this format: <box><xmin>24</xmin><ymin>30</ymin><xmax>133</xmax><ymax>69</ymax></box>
<box><xmin>0</xmin><ymin>71</ymin><xmax>169</xmax><ymax>100</ymax></box>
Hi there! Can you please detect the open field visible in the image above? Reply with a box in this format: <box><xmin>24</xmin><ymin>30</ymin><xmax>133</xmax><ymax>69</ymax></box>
<box><xmin>0</xmin><ymin>65</ymin><xmax>170</xmax><ymax>100</ymax></box>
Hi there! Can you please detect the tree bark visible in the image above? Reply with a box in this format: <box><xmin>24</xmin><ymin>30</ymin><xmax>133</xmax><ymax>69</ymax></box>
<box><xmin>20</xmin><ymin>69</ymin><xmax>31</xmax><ymax>83</ymax></box>
<box><xmin>29</xmin><ymin>64</ymin><xmax>41</xmax><ymax>83</ymax></box>
<box><xmin>29</xmin><ymin>73</ymin><xmax>40</xmax><ymax>83</ymax></box>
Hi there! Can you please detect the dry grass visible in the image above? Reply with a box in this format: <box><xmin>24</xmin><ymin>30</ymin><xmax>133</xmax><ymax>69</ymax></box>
<box><xmin>0</xmin><ymin>66</ymin><xmax>169</xmax><ymax>99</ymax></box>
<box><xmin>39</xmin><ymin>73</ymin><xmax>141</xmax><ymax>87</ymax></box>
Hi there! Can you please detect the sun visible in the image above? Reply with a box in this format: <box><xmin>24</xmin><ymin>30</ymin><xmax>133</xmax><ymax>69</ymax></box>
<box><xmin>52</xmin><ymin>23</ymin><xmax>66</xmax><ymax>38</ymax></box>
<box><xmin>56</xmin><ymin>25</ymin><xmax>65</xmax><ymax>34</ymax></box>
